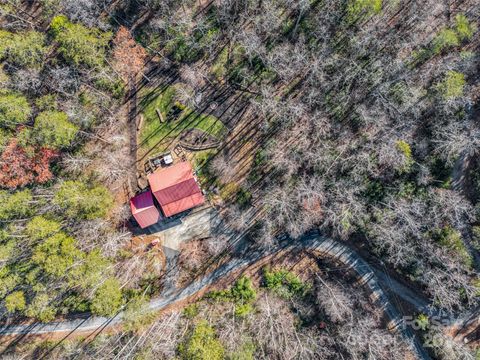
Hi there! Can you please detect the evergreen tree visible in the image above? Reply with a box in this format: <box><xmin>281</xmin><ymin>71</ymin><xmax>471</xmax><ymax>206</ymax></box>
<box><xmin>0</xmin><ymin>91</ymin><xmax>31</xmax><ymax>128</ymax></box>
<box><xmin>90</xmin><ymin>278</ymin><xmax>123</xmax><ymax>317</ymax></box>
<box><xmin>53</xmin><ymin>180</ymin><xmax>113</xmax><ymax>219</ymax></box>
<box><xmin>50</xmin><ymin>15</ymin><xmax>111</xmax><ymax>68</ymax></box>
<box><xmin>32</xmin><ymin>111</ymin><xmax>78</xmax><ymax>149</ymax></box>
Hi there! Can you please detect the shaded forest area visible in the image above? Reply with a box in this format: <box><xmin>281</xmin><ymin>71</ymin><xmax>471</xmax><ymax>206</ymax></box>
<box><xmin>130</xmin><ymin>0</ymin><xmax>480</xmax><ymax>316</ymax></box>
<box><xmin>0</xmin><ymin>0</ymin><xmax>479</xmax><ymax>359</ymax></box>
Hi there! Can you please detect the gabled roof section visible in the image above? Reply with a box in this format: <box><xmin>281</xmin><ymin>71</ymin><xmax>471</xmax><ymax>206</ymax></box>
<box><xmin>129</xmin><ymin>190</ymin><xmax>161</xmax><ymax>228</ymax></box>
<box><xmin>154</xmin><ymin>178</ymin><xmax>199</xmax><ymax>205</ymax></box>
<box><xmin>147</xmin><ymin>162</ymin><xmax>205</xmax><ymax>217</ymax></box>
<box><xmin>148</xmin><ymin>162</ymin><xmax>194</xmax><ymax>193</ymax></box>
<box><xmin>161</xmin><ymin>192</ymin><xmax>205</xmax><ymax>217</ymax></box>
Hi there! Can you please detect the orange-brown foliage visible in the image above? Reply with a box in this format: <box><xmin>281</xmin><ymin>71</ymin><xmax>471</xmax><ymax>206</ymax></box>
<box><xmin>0</xmin><ymin>139</ymin><xmax>58</xmax><ymax>189</ymax></box>
<box><xmin>112</xmin><ymin>26</ymin><xmax>147</xmax><ymax>83</ymax></box>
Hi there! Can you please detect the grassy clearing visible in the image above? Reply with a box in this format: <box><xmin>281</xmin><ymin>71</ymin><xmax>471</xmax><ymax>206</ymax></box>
<box><xmin>138</xmin><ymin>85</ymin><xmax>226</xmax><ymax>152</ymax></box>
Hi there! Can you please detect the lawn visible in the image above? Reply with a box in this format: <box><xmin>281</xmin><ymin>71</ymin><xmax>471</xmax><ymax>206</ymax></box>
<box><xmin>138</xmin><ymin>85</ymin><xmax>226</xmax><ymax>153</ymax></box>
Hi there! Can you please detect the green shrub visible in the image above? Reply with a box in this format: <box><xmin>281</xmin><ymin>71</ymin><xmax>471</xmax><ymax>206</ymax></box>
<box><xmin>194</xmin><ymin>151</ymin><xmax>217</xmax><ymax>187</ymax></box>
<box><xmin>431</xmin><ymin>226</ymin><xmax>472</xmax><ymax>267</ymax></box>
<box><xmin>473</xmin><ymin>278</ymin><xmax>480</xmax><ymax>296</ymax></box>
<box><xmin>49</xmin><ymin>14</ymin><xmax>69</xmax><ymax>36</ymax></box>
<box><xmin>416</xmin><ymin>313</ymin><xmax>429</xmax><ymax>331</ymax></box>
<box><xmin>35</xmin><ymin>95</ymin><xmax>58</xmax><ymax>111</ymax></box>
<box><xmin>50</xmin><ymin>15</ymin><xmax>111</xmax><ymax>68</ymax></box>
<box><xmin>0</xmin><ymin>271</ymin><xmax>20</xmax><ymax>298</ymax></box>
<box><xmin>0</xmin><ymin>128</ymin><xmax>10</xmax><ymax>149</ymax></box>
<box><xmin>32</xmin><ymin>232</ymin><xmax>83</xmax><ymax>277</ymax></box>
<box><xmin>0</xmin><ymin>30</ymin><xmax>48</xmax><ymax>67</ymax></box>
<box><xmin>0</xmin><ymin>241</ymin><xmax>15</xmax><ymax>262</ymax></box>
<box><xmin>396</xmin><ymin>181</ymin><xmax>417</xmax><ymax>199</ymax></box>
<box><xmin>174</xmin><ymin>101</ymin><xmax>187</xmax><ymax>111</ymax></box>
<box><xmin>230</xmin><ymin>276</ymin><xmax>256</xmax><ymax>303</ymax></box>
<box><xmin>25</xmin><ymin>216</ymin><xmax>61</xmax><ymax>241</ymax></box>
<box><xmin>236</xmin><ymin>188</ymin><xmax>252</xmax><ymax>208</ymax></box>
<box><xmin>364</xmin><ymin>179</ymin><xmax>385</xmax><ymax>203</ymax></box>
<box><xmin>431</xmin><ymin>14</ymin><xmax>475</xmax><ymax>55</ymax></box>
<box><xmin>429</xmin><ymin>157</ymin><xmax>452</xmax><ymax>186</ymax></box>
<box><xmin>178</xmin><ymin>321</ymin><xmax>224</xmax><ymax>360</ymax></box>
<box><xmin>53</xmin><ymin>181</ymin><xmax>113</xmax><ymax>219</ymax></box>
<box><xmin>454</xmin><ymin>14</ymin><xmax>477</xmax><ymax>41</ymax></box>
<box><xmin>234</xmin><ymin>303</ymin><xmax>253</xmax><ymax>318</ymax></box>
<box><xmin>94</xmin><ymin>77</ymin><xmax>125</xmax><ymax>99</ymax></box>
<box><xmin>164</xmin><ymin>27</ymin><xmax>202</xmax><ymax>64</ymax></box>
<box><xmin>437</xmin><ymin>71</ymin><xmax>465</xmax><ymax>99</ymax></box>
<box><xmin>91</xmin><ymin>278</ymin><xmax>123</xmax><ymax>317</ymax></box>
<box><xmin>248</xmin><ymin>149</ymin><xmax>268</xmax><ymax>183</ymax></box>
<box><xmin>388</xmin><ymin>82</ymin><xmax>409</xmax><ymax>105</ymax></box>
<box><xmin>32</xmin><ymin>111</ymin><xmax>78</xmax><ymax>149</ymax></box>
<box><xmin>68</xmin><ymin>249</ymin><xmax>112</xmax><ymax>290</ymax></box>
<box><xmin>432</xmin><ymin>29</ymin><xmax>459</xmax><ymax>54</ymax></box>
<box><xmin>220</xmin><ymin>183</ymin><xmax>252</xmax><ymax>207</ymax></box>
<box><xmin>79</xmin><ymin>90</ymin><xmax>96</xmax><ymax>107</ymax></box>
<box><xmin>410</xmin><ymin>48</ymin><xmax>432</xmax><ymax>67</ymax></box>
<box><xmin>170</xmin><ymin>38</ymin><xmax>201</xmax><ymax>63</ymax></box>
<box><xmin>166</xmin><ymin>21</ymin><xmax>220</xmax><ymax>64</ymax></box>
<box><xmin>460</xmin><ymin>50</ymin><xmax>475</xmax><ymax>61</ymax></box>
<box><xmin>25</xmin><ymin>293</ymin><xmax>57</xmax><ymax>322</ymax></box>
<box><xmin>395</xmin><ymin>140</ymin><xmax>412</xmax><ymax>158</ymax></box>
<box><xmin>263</xmin><ymin>268</ymin><xmax>309</xmax><ymax>298</ymax></box>
<box><xmin>62</xmin><ymin>295</ymin><xmax>90</xmax><ymax>312</ymax></box>
<box><xmin>347</xmin><ymin>0</ymin><xmax>382</xmax><ymax>21</ymax></box>
<box><xmin>395</xmin><ymin>140</ymin><xmax>414</xmax><ymax>172</ymax></box>
<box><xmin>5</xmin><ymin>290</ymin><xmax>26</xmax><ymax>313</ymax></box>
<box><xmin>183</xmin><ymin>304</ymin><xmax>199</xmax><ymax>318</ymax></box>
<box><xmin>210</xmin><ymin>47</ymin><xmax>229</xmax><ymax>80</ymax></box>
<box><xmin>207</xmin><ymin>276</ymin><xmax>256</xmax><ymax>304</ymax></box>
<box><xmin>0</xmin><ymin>189</ymin><xmax>33</xmax><ymax>221</ymax></box>
<box><xmin>220</xmin><ymin>182</ymin><xmax>240</xmax><ymax>201</ymax></box>
<box><xmin>472</xmin><ymin>226</ymin><xmax>480</xmax><ymax>251</ymax></box>
<box><xmin>0</xmin><ymin>91</ymin><xmax>31</xmax><ymax>128</ymax></box>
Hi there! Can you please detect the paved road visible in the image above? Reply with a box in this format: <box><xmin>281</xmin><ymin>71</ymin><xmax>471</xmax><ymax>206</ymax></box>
<box><xmin>371</xmin><ymin>264</ymin><xmax>433</xmax><ymax>314</ymax></box>
<box><xmin>0</xmin><ymin>234</ymin><xmax>432</xmax><ymax>359</ymax></box>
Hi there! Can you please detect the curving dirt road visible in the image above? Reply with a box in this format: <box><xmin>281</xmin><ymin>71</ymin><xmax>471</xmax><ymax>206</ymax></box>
<box><xmin>0</xmin><ymin>234</ymin><xmax>432</xmax><ymax>359</ymax></box>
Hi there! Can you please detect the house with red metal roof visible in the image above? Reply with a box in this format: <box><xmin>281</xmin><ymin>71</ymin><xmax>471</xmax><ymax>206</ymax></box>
<box><xmin>147</xmin><ymin>161</ymin><xmax>204</xmax><ymax>217</ymax></box>
<box><xmin>129</xmin><ymin>190</ymin><xmax>161</xmax><ymax>228</ymax></box>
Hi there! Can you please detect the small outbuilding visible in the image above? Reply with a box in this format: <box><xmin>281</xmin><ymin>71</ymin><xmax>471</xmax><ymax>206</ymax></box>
<box><xmin>148</xmin><ymin>161</ymin><xmax>204</xmax><ymax>217</ymax></box>
<box><xmin>129</xmin><ymin>190</ymin><xmax>161</xmax><ymax>228</ymax></box>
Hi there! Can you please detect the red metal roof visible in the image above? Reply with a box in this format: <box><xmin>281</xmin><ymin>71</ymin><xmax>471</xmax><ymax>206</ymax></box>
<box><xmin>161</xmin><ymin>192</ymin><xmax>205</xmax><ymax>217</ymax></box>
<box><xmin>147</xmin><ymin>162</ymin><xmax>205</xmax><ymax>217</ymax></box>
<box><xmin>154</xmin><ymin>178</ymin><xmax>199</xmax><ymax>204</ymax></box>
<box><xmin>148</xmin><ymin>162</ymin><xmax>194</xmax><ymax>192</ymax></box>
<box><xmin>129</xmin><ymin>190</ymin><xmax>161</xmax><ymax>228</ymax></box>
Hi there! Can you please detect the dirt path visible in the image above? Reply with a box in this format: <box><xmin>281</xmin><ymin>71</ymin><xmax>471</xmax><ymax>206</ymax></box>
<box><xmin>0</xmin><ymin>234</ymin><xmax>432</xmax><ymax>360</ymax></box>
<box><xmin>127</xmin><ymin>79</ymin><xmax>140</xmax><ymax>195</ymax></box>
